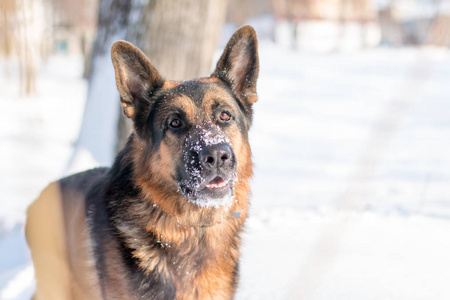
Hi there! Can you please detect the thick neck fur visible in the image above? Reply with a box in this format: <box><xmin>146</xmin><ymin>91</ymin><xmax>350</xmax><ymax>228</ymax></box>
<box><xmin>104</xmin><ymin>137</ymin><xmax>251</xmax><ymax>300</ymax></box>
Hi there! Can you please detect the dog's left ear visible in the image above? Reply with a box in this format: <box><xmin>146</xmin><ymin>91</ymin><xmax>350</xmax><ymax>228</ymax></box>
<box><xmin>111</xmin><ymin>41</ymin><xmax>164</xmax><ymax>119</ymax></box>
<box><xmin>212</xmin><ymin>25</ymin><xmax>259</xmax><ymax>108</ymax></box>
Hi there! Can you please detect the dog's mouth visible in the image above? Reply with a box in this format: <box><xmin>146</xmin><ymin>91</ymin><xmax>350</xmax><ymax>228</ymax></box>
<box><xmin>206</xmin><ymin>176</ymin><xmax>228</xmax><ymax>189</ymax></box>
<box><xmin>178</xmin><ymin>174</ymin><xmax>236</xmax><ymax>208</ymax></box>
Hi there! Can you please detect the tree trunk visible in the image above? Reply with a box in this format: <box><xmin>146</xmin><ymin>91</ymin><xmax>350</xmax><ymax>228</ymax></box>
<box><xmin>115</xmin><ymin>0</ymin><xmax>228</xmax><ymax>153</ymax></box>
<box><xmin>427</xmin><ymin>14</ymin><xmax>450</xmax><ymax>47</ymax></box>
<box><xmin>67</xmin><ymin>0</ymin><xmax>132</xmax><ymax>172</ymax></box>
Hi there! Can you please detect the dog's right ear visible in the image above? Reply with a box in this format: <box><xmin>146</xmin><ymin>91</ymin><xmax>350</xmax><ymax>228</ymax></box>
<box><xmin>111</xmin><ymin>41</ymin><xmax>164</xmax><ymax>119</ymax></box>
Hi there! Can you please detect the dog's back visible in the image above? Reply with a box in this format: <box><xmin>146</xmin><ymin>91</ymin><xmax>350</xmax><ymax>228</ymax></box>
<box><xmin>26</xmin><ymin>168</ymin><xmax>107</xmax><ymax>300</ymax></box>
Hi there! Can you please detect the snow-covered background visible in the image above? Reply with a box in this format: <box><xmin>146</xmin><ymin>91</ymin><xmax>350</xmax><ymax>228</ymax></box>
<box><xmin>1</xmin><ymin>25</ymin><xmax>450</xmax><ymax>299</ymax></box>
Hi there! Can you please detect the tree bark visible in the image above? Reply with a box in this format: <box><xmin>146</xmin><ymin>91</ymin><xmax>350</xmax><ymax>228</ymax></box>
<box><xmin>67</xmin><ymin>0</ymin><xmax>132</xmax><ymax>172</ymax></box>
<box><xmin>427</xmin><ymin>13</ymin><xmax>450</xmax><ymax>47</ymax></box>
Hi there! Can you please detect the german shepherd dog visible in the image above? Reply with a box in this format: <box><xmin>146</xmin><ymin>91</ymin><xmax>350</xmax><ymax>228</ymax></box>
<box><xmin>26</xmin><ymin>25</ymin><xmax>258</xmax><ymax>300</ymax></box>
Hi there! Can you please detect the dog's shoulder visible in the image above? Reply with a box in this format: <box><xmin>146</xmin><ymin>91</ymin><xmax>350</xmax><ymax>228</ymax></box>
<box><xmin>26</xmin><ymin>167</ymin><xmax>109</xmax><ymax>230</ymax></box>
<box><xmin>59</xmin><ymin>167</ymin><xmax>110</xmax><ymax>195</ymax></box>
<box><xmin>26</xmin><ymin>167</ymin><xmax>110</xmax><ymax>300</ymax></box>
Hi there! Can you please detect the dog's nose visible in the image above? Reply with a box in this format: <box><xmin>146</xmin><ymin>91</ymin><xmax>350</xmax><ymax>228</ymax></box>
<box><xmin>199</xmin><ymin>144</ymin><xmax>232</xmax><ymax>170</ymax></box>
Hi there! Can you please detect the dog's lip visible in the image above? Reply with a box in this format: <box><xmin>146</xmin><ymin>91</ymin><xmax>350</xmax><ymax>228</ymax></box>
<box><xmin>205</xmin><ymin>176</ymin><xmax>228</xmax><ymax>189</ymax></box>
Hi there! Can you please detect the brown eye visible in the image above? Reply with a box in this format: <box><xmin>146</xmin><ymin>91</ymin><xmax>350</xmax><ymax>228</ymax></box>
<box><xmin>169</xmin><ymin>118</ymin><xmax>182</xmax><ymax>128</ymax></box>
<box><xmin>220</xmin><ymin>111</ymin><xmax>231</xmax><ymax>122</ymax></box>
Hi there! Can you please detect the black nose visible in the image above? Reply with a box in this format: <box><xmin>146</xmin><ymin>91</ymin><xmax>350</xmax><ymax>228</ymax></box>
<box><xmin>199</xmin><ymin>144</ymin><xmax>232</xmax><ymax>170</ymax></box>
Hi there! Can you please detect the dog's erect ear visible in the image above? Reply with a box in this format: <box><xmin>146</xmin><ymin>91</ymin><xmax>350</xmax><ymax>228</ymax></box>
<box><xmin>213</xmin><ymin>25</ymin><xmax>259</xmax><ymax>106</ymax></box>
<box><xmin>111</xmin><ymin>41</ymin><xmax>164</xmax><ymax>118</ymax></box>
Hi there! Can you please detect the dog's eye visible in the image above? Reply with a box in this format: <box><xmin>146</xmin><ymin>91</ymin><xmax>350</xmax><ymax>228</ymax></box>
<box><xmin>169</xmin><ymin>118</ymin><xmax>183</xmax><ymax>128</ymax></box>
<box><xmin>219</xmin><ymin>111</ymin><xmax>231</xmax><ymax>122</ymax></box>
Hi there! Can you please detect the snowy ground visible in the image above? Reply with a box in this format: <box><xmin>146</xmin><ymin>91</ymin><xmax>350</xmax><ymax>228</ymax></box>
<box><xmin>1</xmin><ymin>40</ymin><xmax>450</xmax><ymax>299</ymax></box>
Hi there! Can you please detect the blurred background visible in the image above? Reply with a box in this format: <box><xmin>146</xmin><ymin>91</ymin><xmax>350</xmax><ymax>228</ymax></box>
<box><xmin>1</xmin><ymin>0</ymin><xmax>450</xmax><ymax>299</ymax></box>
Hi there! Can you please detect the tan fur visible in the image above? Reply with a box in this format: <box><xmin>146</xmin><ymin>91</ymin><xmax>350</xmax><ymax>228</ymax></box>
<box><xmin>162</xmin><ymin>80</ymin><xmax>182</xmax><ymax>89</ymax></box>
<box><xmin>26</xmin><ymin>182</ymin><xmax>102</xmax><ymax>300</ymax></box>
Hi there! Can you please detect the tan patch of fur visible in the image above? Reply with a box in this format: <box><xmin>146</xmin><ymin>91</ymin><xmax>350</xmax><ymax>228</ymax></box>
<box><xmin>27</xmin><ymin>182</ymin><xmax>103</xmax><ymax>300</ymax></box>
<box><xmin>121</xmin><ymin>102</ymin><xmax>135</xmax><ymax>118</ymax></box>
<box><xmin>26</xmin><ymin>182</ymin><xmax>72</xmax><ymax>299</ymax></box>
<box><xmin>195</xmin><ymin>77</ymin><xmax>222</xmax><ymax>84</ymax></box>
<box><xmin>162</xmin><ymin>80</ymin><xmax>181</xmax><ymax>89</ymax></box>
<box><xmin>201</xmin><ymin>87</ymin><xmax>239</xmax><ymax>110</ymax></box>
<box><xmin>170</xmin><ymin>95</ymin><xmax>197</xmax><ymax>122</ymax></box>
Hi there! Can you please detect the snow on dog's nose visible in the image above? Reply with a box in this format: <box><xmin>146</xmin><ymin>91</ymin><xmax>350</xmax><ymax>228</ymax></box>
<box><xmin>178</xmin><ymin>124</ymin><xmax>237</xmax><ymax>208</ymax></box>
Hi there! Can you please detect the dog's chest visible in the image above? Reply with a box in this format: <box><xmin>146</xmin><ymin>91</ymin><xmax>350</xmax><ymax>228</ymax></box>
<box><xmin>126</xmin><ymin>228</ymin><xmax>238</xmax><ymax>300</ymax></box>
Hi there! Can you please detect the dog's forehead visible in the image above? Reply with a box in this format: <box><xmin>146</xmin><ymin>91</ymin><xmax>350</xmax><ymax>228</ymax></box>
<box><xmin>158</xmin><ymin>79</ymin><xmax>237</xmax><ymax>115</ymax></box>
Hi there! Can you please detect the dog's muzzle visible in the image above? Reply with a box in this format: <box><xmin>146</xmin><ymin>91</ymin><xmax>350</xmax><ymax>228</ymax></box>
<box><xmin>178</xmin><ymin>126</ymin><xmax>237</xmax><ymax>208</ymax></box>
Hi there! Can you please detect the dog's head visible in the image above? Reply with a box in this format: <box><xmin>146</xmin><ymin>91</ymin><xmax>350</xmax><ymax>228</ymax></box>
<box><xmin>111</xmin><ymin>26</ymin><xmax>258</xmax><ymax>212</ymax></box>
